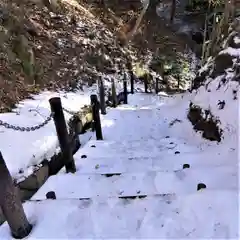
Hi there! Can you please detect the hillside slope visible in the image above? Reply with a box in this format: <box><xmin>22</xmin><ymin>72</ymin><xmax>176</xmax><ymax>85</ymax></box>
<box><xmin>0</xmin><ymin>0</ymin><xmax>136</xmax><ymax>112</ymax></box>
<box><xmin>0</xmin><ymin>0</ymin><xmax>201</xmax><ymax>113</ymax></box>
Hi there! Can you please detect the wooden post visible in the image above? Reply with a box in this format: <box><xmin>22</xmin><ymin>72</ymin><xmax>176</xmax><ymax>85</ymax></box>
<box><xmin>99</xmin><ymin>77</ymin><xmax>106</xmax><ymax>115</ymax></box>
<box><xmin>90</xmin><ymin>95</ymin><xmax>103</xmax><ymax>140</ymax></box>
<box><xmin>123</xmin><ymin>74</ymin><xmax>128</xmax><ymax>104</ymax></box>
<box><xmin>90</xmin><ymin>96</ymin><xmax>95</xmax><ymax>132</ymax></box>
<box><xmin>177</xmin><ymin>76</ymin><xmax>180</xmax><ymax>89</ymax></box>
<box><xmin>155</xmin><ymin>77</ymin><xmax>159</xmax><ymax>94</ymax></box>
<box><xmin>68</xmin><ymin>115</ymin><xmax>81</xmax><ymax>151</ymax></box>
<box><xmin>49</xmin><ymin>97</ymin><xmax>76</xmax><ymax>173</ymax></box>
<box><xmin>144</xmin><ymin>74</ymin><xmax>148</xmax><ymax>93</ymax></box>
<box><xmin>0</xmin><ymin>152</ymin><xmax>32</xmax><ymax>239</ymax></box>
<box><xmin>111</xmin><ymin>79</ymin><xmax>117</xmax><ymax>108</ymax></box>
<box><xmin>130</xmin><ymin>70</ymin><xmax>134</xmax><ymax>94</ymax></box>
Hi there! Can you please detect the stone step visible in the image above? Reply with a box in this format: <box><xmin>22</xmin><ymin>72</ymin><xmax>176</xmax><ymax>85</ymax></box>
<box><xmin>76</xmin><ymin>139</ymin><xmax>202</xmax><ymax>159</ymax></box>
<box><xmin>72</xmin><ymin>151</ymin><xmax>236</xmax><ymax>174</ymax></box>
<box><xmin>32</xmin><ymin>166</ymin><xmax>237</xmax><ymax>200</ymax></box>
<box><xmin>1</xmin><ymin>190</ymin><xmax>237</xmax><ymax>238</ymax></box>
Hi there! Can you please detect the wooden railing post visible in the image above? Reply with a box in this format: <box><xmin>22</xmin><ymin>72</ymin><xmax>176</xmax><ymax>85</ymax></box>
<box><xmin>155</xmin><ymin>77</ymin><xmax>159</xmax><ymax>94</ymax></box>
<box><xmin>0</xmin><ymin>152</ymin><xmax>32</xmax><ymax>239</ymax></box>
<box><xmin>130</xmin><ymin>70</ymin><xmax>134</xmax><ymax>94</ymax></box>
<box><xmin>144</xmin><ymin>74</ymin><xmax>148</xmax><ymax>93</ymax></box>
<box><xmin>90</xmin><ymin>94</ymin><xmax>103</xmax><ymax>140</ymax></box>
<box><xmin>111</xmin><ymin>79</ymin><xmax>117</xmax><ymax>108</ymax></box>
<box><xmin>99</xmin><ymin>77</ymin><xmax>106</xmax><ymax>115</ymax></box>
<box><xmin>90</xmin><ymin>96</ymin><xmax>95</xmax><ymax>132</ymax></box>
<box><xmin>49</xmin><ymin>97</ymin><xmax>76</xmax><ymax>173</ymax></box>
<box><xmin>68</xmin><ymin>116</ymin><xmax>81</xmax><ymax>151</ymax></box>
<box><xmin>123</xmin><ymin>74</ymin><xmax>128</xmax><ymax>104</ymax></box>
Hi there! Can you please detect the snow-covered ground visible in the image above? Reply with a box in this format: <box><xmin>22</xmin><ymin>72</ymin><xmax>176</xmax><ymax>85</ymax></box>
<box><xmin>0</xmin><ymin>88</ymin><xmax>92</xmax><ymax>182</ymax></box>
<box><xmin>0</xmin><ymin>75</ymin><xmax>128</xmax><ymax>183</ymax></box>
<box><xmin>0</xmin><ymin>92</ymin><xmax>238</xmax><ymax>238</ymax></box>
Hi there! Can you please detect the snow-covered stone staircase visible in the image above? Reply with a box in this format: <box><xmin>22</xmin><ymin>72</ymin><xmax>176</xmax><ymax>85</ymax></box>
<box><xmin>0</xmin><ymin>93</ymin><xmax>238</xmax><ymax>238</ymax></box>
<box><xmin>31</xmin><ymin>138</ymin><xmax>237</xmax><ymax>199</ymax></box>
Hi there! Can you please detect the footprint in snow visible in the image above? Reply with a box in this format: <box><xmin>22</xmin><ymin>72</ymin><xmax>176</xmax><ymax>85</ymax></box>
<box><xmin>174</xmin><ymin>170</ymin><xmax>186</xmax><ymax>180</ymax></box>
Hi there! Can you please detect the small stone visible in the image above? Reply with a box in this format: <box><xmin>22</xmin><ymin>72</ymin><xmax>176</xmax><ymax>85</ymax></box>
<box><xmin>91</xmin><ymin>145</ymin><xmax>96</xmax><ymax>148</ymax></box>
<box><xmin>175</xmin><ymin>151</ymin><xmax>180</xmax><ymax>154</ymax></box>
<box><xmin>81</xmin><ymin>155</ymin><xmax>87</xmax><ymax>158</ymax></box>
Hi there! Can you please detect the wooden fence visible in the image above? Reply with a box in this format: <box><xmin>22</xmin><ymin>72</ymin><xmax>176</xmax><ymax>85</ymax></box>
<box><xmin>0</xmin><ymin>73</ymin><xmax>136</xmax><ymax>239</ymax></box>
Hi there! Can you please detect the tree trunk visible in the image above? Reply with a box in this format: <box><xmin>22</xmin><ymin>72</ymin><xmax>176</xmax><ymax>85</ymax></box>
<box><xmin>170</xmin><ymin>0</ymin><xmax>176</xmax><ymax>23</ymax></box>
<box><xmin>146</xmin><ymin>0</ymin><xmax>159</xmax><ymax>16</ymax></box>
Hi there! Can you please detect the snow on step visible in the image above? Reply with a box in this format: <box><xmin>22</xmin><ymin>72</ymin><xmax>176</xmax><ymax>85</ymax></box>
<box><xmin>76</xmin><ymin>139</ymin><xmax>202</xmax><ymax>159</ymax></box>
<box><xmin>100</xmin><ymin>106</ymin><xmax>167</xmax><ymax>141</ymax></box>
<box><xmin>73</xmin><ymin>155</ymin><xmax>235</xmax><ymax>174</ymax></box>
<box><xmin>0</xmin><ymin>191</ymin><xmax>238</xmax><ymax>238</ymax></box>
<box><xmin>32</xmin><ymin>166</ymin><xmax>237</xmax><ymax>200</ymax></box>
<box><xmin>73</xmin><ymin>145</ymin><xmax>236</xmax><ymax>174</ymax></box>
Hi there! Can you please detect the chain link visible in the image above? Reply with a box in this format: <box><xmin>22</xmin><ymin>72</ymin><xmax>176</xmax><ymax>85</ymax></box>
<box><xmin>0</xmin><ymin>102</ymin><xmax>95</xmax><ymax>132</ymax></box>
<box><xmin>0</xmin><ymin>113</ymin><xmax>53</xmax><ymax>132</ymax></box>
<box><xmin>63</xmin><ymin>104</ymin><xmax>97</xmax><ymax>115</ymax></box>
<box><xmin>62</xmin><ymin>107</ymin><xmax>79</xmax><ymax>116</ymax></box>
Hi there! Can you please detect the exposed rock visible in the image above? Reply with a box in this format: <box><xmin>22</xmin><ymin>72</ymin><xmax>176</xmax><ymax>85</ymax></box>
<box><xmin>211</xmin><ymin>53</ymin><xmax>234</xmax><ymax>77</ymax></box>
<box><xmin>187</xmin><ymin>102</ymin><xmax>222</xmax><ymax>142</ymax></box>
<box><xmin>226</xmin><ymin>32</ymin><xmax>240</xmax><ymax>49</ymax></box>
<box><xmin>191</xmin><ymin>70</ymin><xmax>208</xmax><ymax>90</ymax></box>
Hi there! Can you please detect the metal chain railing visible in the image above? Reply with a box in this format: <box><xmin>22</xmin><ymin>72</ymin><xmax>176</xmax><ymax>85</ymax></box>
<box><xmin>62</xmin><ymin>107</ymin><xmax>78</xmax><ymax>116</ymax></box>
<box><xmin>63</xmin><ymin>104</ymin><xmax>96</xmax><ymax>116</ymax></box>
<box><xmin>0</xmin><ymin>113</ymin><xmax>53</xmax><ymax>132</ymax></box>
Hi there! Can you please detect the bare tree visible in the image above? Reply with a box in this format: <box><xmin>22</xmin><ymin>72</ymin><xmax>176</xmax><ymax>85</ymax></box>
<box><xmin>170</xmin><ymin>0</ymin><xmax>176</xmax><ymax>23</ymax></box>
<box><xmin>202</xmin><ymin>0</ymin><xmax>235</xmax><ymax>64</ymax></box>
<box><xmin>117</xmin><ymin>0</ymin><xmax>150</xmax><ymax>45</ymax></box>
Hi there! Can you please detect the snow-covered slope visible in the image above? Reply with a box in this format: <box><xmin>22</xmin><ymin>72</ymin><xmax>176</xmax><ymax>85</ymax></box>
<box><xmin>188</xmin><ymin>30</ymin><xmax>239</xmax><ymax>144</ymax></box>
<box><xmin>0</xmin><ymin>26</ymin><xmax>239</xmax><ymax>239</ymax></box>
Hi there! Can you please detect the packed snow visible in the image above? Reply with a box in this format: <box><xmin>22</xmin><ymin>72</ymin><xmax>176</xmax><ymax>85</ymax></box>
<box><xmin>0</xmin><ymin>91</ymin><xmax>238</xmax><ymax>238</ymax></box>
